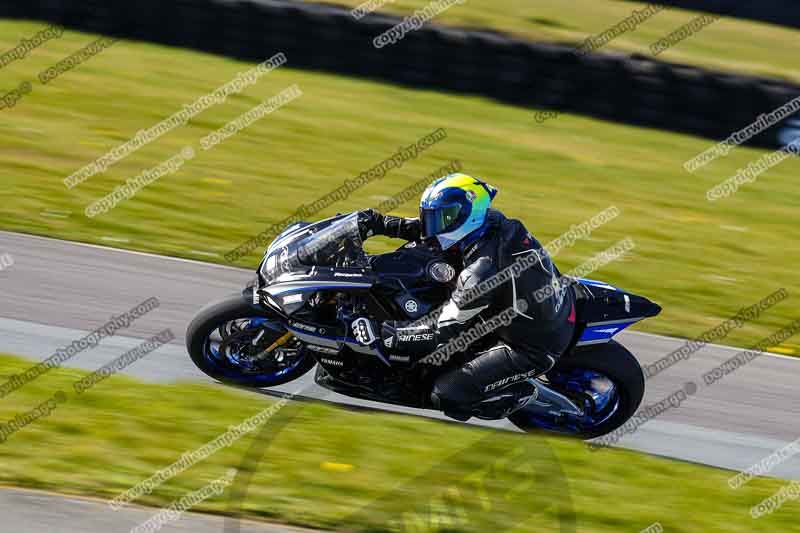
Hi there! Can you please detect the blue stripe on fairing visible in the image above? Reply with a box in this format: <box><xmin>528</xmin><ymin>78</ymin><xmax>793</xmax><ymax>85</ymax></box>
<box><xmin>579</xmin><ymin>321</ymin><xmax>637</xmax><ymax>343</ymax></box>
<box><xmin>578</xmin><ymin>278</ymin><xmax>619</xmax><ymax>291</ymax></box>
<box><xmin>285</xmin><ymin>324</ymin><xmax>347</xmax><ymax>343</ymax></box>
<box><xmin>269</xmin><ymin>284</ymin><xmax>370</xmax><ymax>296</ymax></box>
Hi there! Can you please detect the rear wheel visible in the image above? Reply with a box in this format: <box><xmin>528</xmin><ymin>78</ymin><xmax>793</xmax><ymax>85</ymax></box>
<box><xmin>508</xmin><ymin>341</ymin><xmax>645</xmax><ymax>439</ymax></box>
<box><xmin>186</xmin><ymin>294</ymin><xmax>316</xmax><ymax>387</ymax></box>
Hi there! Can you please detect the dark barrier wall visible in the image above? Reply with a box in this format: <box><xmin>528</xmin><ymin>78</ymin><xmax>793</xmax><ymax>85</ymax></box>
<box><xmin>2</xmin><ymin>0</ymin><xmax>799</xmax><ymax>149</ymax></box>
<box><xmin>628</xmin><ymin>0</ymin><xmax>800</xmax><ymax>30</ymax></box>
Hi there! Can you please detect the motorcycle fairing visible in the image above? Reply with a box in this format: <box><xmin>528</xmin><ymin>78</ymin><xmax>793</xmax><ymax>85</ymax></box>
<box><xmin>574</xmin><ymin>278</ymin><xmax>661</xmax><ymax>347</ymax></box>
<box><xmin>577</xmin><ymin>319</ymin><xmax>642</xmax><ymax>346</ymax></box>
<box><xmin>264</xmin><ymin>274</ymin><xmax>374</xmax><ymax>314</ymax></box>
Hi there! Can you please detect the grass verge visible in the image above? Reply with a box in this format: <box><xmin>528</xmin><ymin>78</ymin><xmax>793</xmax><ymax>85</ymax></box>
<box><xmin>0</xmin><ymin>21</ymin><xmax>798</xmax><ymax>352</ymax></box>
<box><xmin>0</xmin><ymin>353</ymin><xmax>795</xmax><ymax>532</ymax></box>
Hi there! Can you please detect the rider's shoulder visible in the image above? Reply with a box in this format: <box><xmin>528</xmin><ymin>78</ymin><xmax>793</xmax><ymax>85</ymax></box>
<box><xmin>486</xmin><ymin>208</ymin><xmax>506</xmax><ymax>225</ymax></box>
<box><xmin>493</xmin><ymin>212</ymin><xmax>543</xmax><ymax>252</ymax></box>
<box><xmin>491</xmin><ymin>210</ymin><xmax>527</xmax><ymax>235</ymax></box>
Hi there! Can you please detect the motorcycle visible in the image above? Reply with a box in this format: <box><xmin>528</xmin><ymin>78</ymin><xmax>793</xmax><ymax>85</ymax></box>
<box><xmin>187</xmin><ymin>212</ymin><xmax>661</xmax><ymax>438</ymax></box>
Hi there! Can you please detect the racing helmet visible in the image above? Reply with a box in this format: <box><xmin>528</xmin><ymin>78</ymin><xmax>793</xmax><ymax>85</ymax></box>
<box><xmin>419</xmin><ymin>173</ymin><xmax>497</xmax><ymax>250</ymax></box>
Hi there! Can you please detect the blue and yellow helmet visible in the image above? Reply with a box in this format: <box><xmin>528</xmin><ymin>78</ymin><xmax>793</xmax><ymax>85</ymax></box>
<box><xmin>419</xmin><ymin>173</ymin><xmax>498</xmax><ymax>250</ymax></box>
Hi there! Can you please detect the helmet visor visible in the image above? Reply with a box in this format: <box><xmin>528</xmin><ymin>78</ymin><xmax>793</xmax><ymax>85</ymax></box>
<box><xmin>421</xmin><ymin>204</ymin><xmax>462</xmax><ymax>238</ymax></box>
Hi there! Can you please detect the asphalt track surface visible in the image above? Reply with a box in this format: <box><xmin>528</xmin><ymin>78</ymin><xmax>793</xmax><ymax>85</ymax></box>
<box><xmin>1</xmin><ymin>230</ymin><xmax>799</xmax><ymax>531</ymax></box>
<box><xmin>0</xmin><ymin>487</ymin><xmax>317</xmax><ymax>533</ymax></box>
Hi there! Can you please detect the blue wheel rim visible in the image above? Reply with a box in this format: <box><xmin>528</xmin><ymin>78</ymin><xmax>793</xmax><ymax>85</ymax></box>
<box><xmin>203</xmin><ymin>317</ymin><xmax>306</xmax><ymax>385</ymax></box>
<box><xmin>522</xmin><ymin>368</ymin><xmax>621</xmax><ymax>434</ymax></box>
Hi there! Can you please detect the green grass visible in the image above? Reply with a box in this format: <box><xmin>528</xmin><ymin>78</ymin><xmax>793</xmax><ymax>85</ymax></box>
<box><xmin>0</xmin><ymin>353</ymin><xmax>796</xmax><ymax>532</ymax></box>
<box><xmin>316</xmin><ymin>0</ymin><xmax>800</xmax><ymax>83</ymax></box>
<box><xmin>0</xmin><ymin>20</ymin><xmax>798</xmax><ymax>353</ymax></box>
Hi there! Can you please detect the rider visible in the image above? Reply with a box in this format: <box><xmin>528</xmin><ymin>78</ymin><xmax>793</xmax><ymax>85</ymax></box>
<box><xmin>352</xmin><ymin>173</ymin><xmax>576</xmax><ymax>421</ymax></box>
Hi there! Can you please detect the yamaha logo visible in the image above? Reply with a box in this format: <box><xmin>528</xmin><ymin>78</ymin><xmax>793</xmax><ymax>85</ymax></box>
<box><xmin>429</xmin><ymin>262</ymin><xmax>456</xmax><ymax>283</ymax></box>
<box><xmin>404</xmin><ymin>299</ymin><xmax>419</xmax><ymax>314</ymax></box>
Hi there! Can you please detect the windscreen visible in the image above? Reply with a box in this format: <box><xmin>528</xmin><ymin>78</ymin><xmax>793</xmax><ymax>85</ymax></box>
<box><xmin>260</xmin><ymin>213</ymin><xmax>366</xmax><ymax>284</ymax></box>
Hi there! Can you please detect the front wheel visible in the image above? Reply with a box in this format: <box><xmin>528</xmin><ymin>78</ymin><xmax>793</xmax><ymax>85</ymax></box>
<box><xmin>508</xmin><ymin>341</ymin><xmax>645</xmax><ymax>439</ymax></box>
<box><xmin>186</xmin><ymin>294</ymin><xmax>316</xmax><ymax>387</ymax></box>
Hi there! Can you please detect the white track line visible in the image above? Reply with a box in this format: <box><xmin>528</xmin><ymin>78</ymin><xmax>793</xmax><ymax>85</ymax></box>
<box><xmin>0</xmin><ymin>230</ymin><xmax>243</xmax><ymax>272</ymax></box>
<box><xmin>625</xmin><ymin>330</ymin><xmax>800</xmax><ymax>362</ymax></box>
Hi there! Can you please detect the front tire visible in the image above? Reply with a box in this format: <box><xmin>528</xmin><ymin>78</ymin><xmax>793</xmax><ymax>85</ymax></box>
<box><xmin>508</xmin><ymin>340</ymin><xmax>645</xmax><ymax>439</ymax></box>
<box><xmin>186</xmin><ymin>294</ymin><xmax>316</xmax><ymax>387</ymax></box>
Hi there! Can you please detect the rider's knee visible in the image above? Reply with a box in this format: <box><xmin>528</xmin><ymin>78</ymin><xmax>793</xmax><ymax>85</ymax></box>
<box><xmin>431</xmin><ymin>366</ymin><xmax>482</xmax><ymax>409</ymax></box>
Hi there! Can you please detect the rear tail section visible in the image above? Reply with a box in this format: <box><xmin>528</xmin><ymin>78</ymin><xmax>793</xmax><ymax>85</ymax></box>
<box><xmin>570</xmin><ymin>278</ymin><xmax>661</xmax><ymax>349</ymax></box>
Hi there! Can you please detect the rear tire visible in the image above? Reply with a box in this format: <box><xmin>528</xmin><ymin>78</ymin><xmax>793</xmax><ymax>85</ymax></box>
<box><xmin>508</xmin><ymin>340</ymin><xmax>645</xmax><ymax>439</ymax></box>
<box><xmin>186</xmin><ymin>294</ymin><xmax>316</xmax><ymax>387</ymax></box>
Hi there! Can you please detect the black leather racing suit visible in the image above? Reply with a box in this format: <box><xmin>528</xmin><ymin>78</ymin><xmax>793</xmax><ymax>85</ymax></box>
<box><xmin>358</xmin><ymin>208</ymin><xmax>576</xmax><ymax>419</ymax></box>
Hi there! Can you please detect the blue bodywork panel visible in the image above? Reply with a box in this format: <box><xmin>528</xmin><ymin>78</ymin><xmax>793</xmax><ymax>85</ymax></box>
<box><xmin>576</xmin><ymin>278</ymin><xmax>640</xmax><ymax>345</ymax></box>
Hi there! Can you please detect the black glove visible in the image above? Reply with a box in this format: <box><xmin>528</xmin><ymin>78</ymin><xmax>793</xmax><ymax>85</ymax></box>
<box><xmin>352</xmin><ymin>317</ymin><xmax>379</xmax><ymax>345</ymax></box>
<box><xmin>357</xmin><ymin>209</ymin><xmax>422</xmax><ymax>242</ymax></box>
<box><xmin>357</xmin><ymin>209</ymin><xmax>383</xmax><ymax>241</ymax></box>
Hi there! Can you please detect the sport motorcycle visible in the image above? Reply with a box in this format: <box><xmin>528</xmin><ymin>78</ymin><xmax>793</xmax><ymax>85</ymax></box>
<box><xmin>187</xmin><ymin>212</ymin><xmax>661</xmax><ymax>438</ymax></box>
